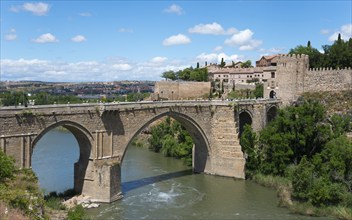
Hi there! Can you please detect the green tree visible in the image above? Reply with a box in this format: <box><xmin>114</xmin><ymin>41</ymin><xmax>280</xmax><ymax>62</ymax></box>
<box><xmin>253</xmin><ymin>83</ymin><xmax>263</xmax><ymax>98</ymax></box>
<box><xmin>220</xmin><ymin>58</ymin><xmax>225</xmax><ymax>67</ymax></box>
<box><xmin>241</xmin><ymin>60</ymin><xmax>252</xmax><ymax>68</ymax></box>
<box><xmin>240</xmin><ymin>125</ymin><xmax>260</xmax><ymax>177</ymax></box>
<box><xmin>161</xmin><ymin>71</ymin><xmax>177</xmax><ymax>81</ymax></box>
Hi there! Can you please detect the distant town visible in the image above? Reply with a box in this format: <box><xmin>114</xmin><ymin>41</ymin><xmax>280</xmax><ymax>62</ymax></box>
<box><xmin>0</xmin><ymin>80</ymin><xmax>155</xmax><ymax>102</ymax></box>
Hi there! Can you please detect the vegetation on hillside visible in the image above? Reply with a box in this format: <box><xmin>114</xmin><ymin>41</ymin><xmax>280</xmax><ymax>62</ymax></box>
<box><xmin>289</xmin><ymin>34</ymin><xmax>352</xmax><ymax>68</ymax></box>
<box><xmin>0</xmin><ymin>151</ymin><xmax>47</xmax><ymax>219</ymax></box>
<box><xmin>241</xmin><ymin>99</ymin><xmax>352</xmax><ymax>219</ymax></box>
<box><xmin>148</xmin><ymin>117</ymin><xmax>193</xmax><ymax>166</ymax></box>
<box><xmin>0</xmin><ymin>151</ymin><xmax>88</xmax><ymax>220</ymax></box>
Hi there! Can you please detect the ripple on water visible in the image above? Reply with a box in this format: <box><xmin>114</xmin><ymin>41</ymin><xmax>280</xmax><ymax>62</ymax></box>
<box><xmin>124</xmin><ymin>182</ymin><xmax>205</xmax><ymax>210</ymax></box>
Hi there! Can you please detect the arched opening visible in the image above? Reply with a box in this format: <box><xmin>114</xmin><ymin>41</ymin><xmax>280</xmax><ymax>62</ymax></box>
<box><xmin>121</xmin><ymin>112</ymin><xmax>209</xmax><ymax>192</ymax></box>
<box><xmin>269</xmin><ymin>90</ymin><xmax>276</xmax><ymax>99</ymax></box>
<box><xmin>239</xmin><ymin>111</ymin><xmax>252</xmax><ymax>137</ymax></box>
<box><xmin>267</xmin><ymin>106</ymin><xmax>278</xmax><ymax>124</ymax></box>
<box><xmin>31</xmin><ymin>121</ymin><xmax>92</xmax><ymax>194</ymax></box>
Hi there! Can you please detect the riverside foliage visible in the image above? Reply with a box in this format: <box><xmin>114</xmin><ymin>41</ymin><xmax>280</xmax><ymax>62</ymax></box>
<box><xmin>148</xmin><ymin>117</ymin><xmax>193</xmax><ymax>166</ymax></box>
<box><xmin>241</xmin><ymin>99</ymin><xmax>352</xmax><ymax>211</ymax></box>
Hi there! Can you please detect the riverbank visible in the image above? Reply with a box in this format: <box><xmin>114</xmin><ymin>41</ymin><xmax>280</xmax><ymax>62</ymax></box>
<box><xmin>252</xmin><ymin>173</ymin><xmax>352</xmax><ymax>220</ymax></box>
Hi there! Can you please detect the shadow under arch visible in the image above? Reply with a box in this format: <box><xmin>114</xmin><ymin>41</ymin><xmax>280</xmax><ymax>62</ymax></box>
<box><xmin>239</xmin><ymin>110</ymin><xmax>253</xmax><ymax>137</ymax></box>
<box><xmin>31</xmin><ymin>120</ymin><xmax>93</xmax><ymax>194</ymax></box>
<box><xmin>267</xmin><ymin>105</ymin><xmax>278</xmax><ymax>124</ymax></box>
<box><xmin>121</xmin><ymin>111</ymin><xmax>210</xmax><ymax>174</ymax></box>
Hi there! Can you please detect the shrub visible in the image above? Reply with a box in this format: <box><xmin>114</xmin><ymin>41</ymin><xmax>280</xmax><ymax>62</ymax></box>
<box><xmin>0</xmin><ymin>151</ymin><xmax>16</xmax><ymax>182</ymax></box>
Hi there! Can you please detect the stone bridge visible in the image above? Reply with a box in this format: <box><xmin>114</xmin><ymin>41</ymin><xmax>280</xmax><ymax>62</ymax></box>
<box><xmin>0</xmin><ymin>99</ymin><xmax>280</xmax><ymax>202</ymax></box>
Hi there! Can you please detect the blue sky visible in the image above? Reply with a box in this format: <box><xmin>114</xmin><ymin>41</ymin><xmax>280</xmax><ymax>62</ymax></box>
<box><xmin>1</xmin><ymin>1</ymin><xmax>351</xmax><ymax>82</ymax></box>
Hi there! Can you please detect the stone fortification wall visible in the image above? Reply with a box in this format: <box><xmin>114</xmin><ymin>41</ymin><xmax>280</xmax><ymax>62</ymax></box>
<box><xmin>264</xmin><ymin>53</ymin><xmax>352</xmax><ymax>104</ymax></box>
<box><xmin>304</xmin><ymin>67</ymin><xmax>352</xmax><ymax>92</ymax></box>
<box><xmin>154</xmin><ymin>81</ymin><xmax>211</xmax><ymax>100</ymax></box>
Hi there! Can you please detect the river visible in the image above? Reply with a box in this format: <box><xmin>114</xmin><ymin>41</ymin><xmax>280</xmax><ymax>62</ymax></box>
<box><xmin>32</xmin><ymin>128</ymin><xmax>333</xmax><ymax>219</ymax></box>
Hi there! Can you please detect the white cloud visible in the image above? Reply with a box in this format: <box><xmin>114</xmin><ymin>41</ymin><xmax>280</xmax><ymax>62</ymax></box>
<box><xmin>5</xmin><ymin>34</ymin><xmax>17</xmax><ymax>41</ymax></box>
<box><xmin>0</xmin><ymin>58</ymin><xmax>193</xmax><ymax>81</ymax></box>
<box><xmin>118</xmin><ymin>28</ymin><xmax>134</xmax><ymax>33</ymax></box>
<box><xmin>188</xmin><ymin>22</ymin><xmax>237</xmax><ymax>35</ymax></box>
<box><xmin>328</xmin><ymin>24</ymin><xmax>352</xmax><ymax>42</ymax></box>
<box><xmin>224</xmin><ymin>29</ymin><xmax>262</xmax><ymax>50</ymax></box>
<box><xmin>164</xmin><ymin>4</ymin><xmax>184</xmax><ymax>15</ymax></box>
<box><xmin>5</xmin><ymin>28</ymin><xmax>17</xmax><ymax>41</ymax></box>
<box><xmin>71</xmin><ymin>35</ymin><xmax>86</xmax><ymax>42</ymax></box>
<box><xmin>239</xmin><ymin>39</ymin><xmax>262</xmax><ymax>51</ymax></box>
<box><xmin>112</xmin><ymin>63</ymin><xmax>133</xmax><ymax>71</ymax></box>
<box><xmin>163</xmin><ymin>34</ymin><xmax>191</xmax><ymax>46</ymax></box>
<box><xmin>196</xmin><ymin>52</ymin><xmax>240</xmax><ymax>64</ymax></box>
<box><xmin>11</xmin><ymin>2</ymin><xmax>50</xmax><ymax>16</ymax></box>
<box><xmin>151</xmin><ymin>57</ymin><xmax>168</xmax><ymax>63</ymax></box>
<box><xmin>32</xmin><ymin>33</ymin><xmax>58</xmax><ymax>43</ymax></box>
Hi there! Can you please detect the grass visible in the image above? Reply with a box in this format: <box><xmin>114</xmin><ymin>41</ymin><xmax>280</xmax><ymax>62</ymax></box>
<box><xmin>251</xmin><ymin>173</ymin><xmax>352</xmax><ymax>220</ymax></box>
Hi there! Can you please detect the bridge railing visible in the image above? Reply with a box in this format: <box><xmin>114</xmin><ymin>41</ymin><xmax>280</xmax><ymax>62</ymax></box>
<box><xmin>0</xmin><ymin>98</ymin><xmax>281</xmax><ymax>112</ymax></box>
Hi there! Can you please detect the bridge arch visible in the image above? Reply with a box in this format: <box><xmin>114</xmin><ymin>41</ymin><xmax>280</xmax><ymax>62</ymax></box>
<box><xmin>122</xmin><ymin>111</ymin><xmax>210</xmax><ymax>173</ymax></box>
<box><xmin>31</xmin><ymin>120</ymin><xmax>93</xmax><ymax>194</ymax></box>
<box><xmin>266</xmin><ymin>105</ymin><xmax>278</xmax><ymax>124</ymax></box>
<box><xmin>238</xmin><ymin>110</ymin><xmax>253</xmax><ymax>137</ymax></box>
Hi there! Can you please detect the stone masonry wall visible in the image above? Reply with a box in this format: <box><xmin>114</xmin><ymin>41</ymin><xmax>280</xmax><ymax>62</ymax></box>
<box><xmin>264</xmin><ymin>54</ymin><xmax>352</xmax><ymax>104</ymax></box>
<box><xmin>154</xmin><ymin>81</ymin><xmax>211</xmax><ymax>100</ymax></box>
<box><xmin>304</xmin><ymin>68</ymin><xmax>352</xmax><ymax>92</ymax></box>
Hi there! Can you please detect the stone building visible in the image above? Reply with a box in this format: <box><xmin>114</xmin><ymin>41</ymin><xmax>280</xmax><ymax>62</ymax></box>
<box><xmin>207</xmin><ymin>53</ymin><xmax>352</xmax><ymax>104</ymax></box>
<box><xmin>207</xmin><ymin>55</ymin><xmax>278</xmax><ymax>91</ymax></box>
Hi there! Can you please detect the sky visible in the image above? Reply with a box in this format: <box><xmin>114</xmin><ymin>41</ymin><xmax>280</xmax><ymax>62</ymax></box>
<box><xmin>0</xmin><ymin>0</ymin><xmax>351</xmax><ymax>82</ymax></box>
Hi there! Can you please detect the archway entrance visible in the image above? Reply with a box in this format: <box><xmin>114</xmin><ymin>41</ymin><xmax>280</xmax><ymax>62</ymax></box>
<box><xmin>239</xmin><ymin>111</ymin><xmax>253</xmax><ymax>137</ymax></box>
<box><xmin>267</xmin><ymin>106</ymin><xmax>278</xmax><ymax>124</ymax></box>
<box><xmin>31</xmin><ymin>122</ymin><xmax>92</xmax><ymax>194</ymax></box>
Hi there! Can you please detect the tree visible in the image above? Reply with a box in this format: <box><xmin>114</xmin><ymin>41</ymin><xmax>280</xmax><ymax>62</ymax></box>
<box><xmin>240</xmin><ymin>125</ymin><xmax>260</xmax><ymax>177</ymax></box>
<box><xmin>241</xmin><ymin>60</ymin><xmax>252</xmax><ymax>68</ymax></box>
<box><xmin>161</xmin><ymin>71</ymin><xmax>177</xmax><ymax>81</ymax></box>
<box><xmin>220</xmin><ymin>58</ymin><xmax>225</xmax><ymax>67</ymax></box>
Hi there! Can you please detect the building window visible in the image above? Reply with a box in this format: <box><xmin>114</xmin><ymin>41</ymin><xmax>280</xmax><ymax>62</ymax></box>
<box><xmin>271</xmin><ymin>72</ymin><xmax>275</xmax><ymax>78</ymax></box>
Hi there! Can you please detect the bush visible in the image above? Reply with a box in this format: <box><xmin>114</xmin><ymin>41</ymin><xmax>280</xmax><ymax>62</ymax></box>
<box><xmin>0</xmin><ymin>151</ymin><xmax>16</xmax><ymax>182</ymax></box>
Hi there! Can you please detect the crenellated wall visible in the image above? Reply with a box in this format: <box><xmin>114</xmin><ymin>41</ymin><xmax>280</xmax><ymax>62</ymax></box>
<box><xmin>263</xmin><ymin>54</ymin><xmax>352</xmax><ymax>104</ymax></box>
<box><xmin>304</xmin><ymin>67</ymin><xmax>352</xmax><ymax>92</ymax></box>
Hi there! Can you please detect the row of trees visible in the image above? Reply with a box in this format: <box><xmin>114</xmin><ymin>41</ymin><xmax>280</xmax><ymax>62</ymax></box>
<box><xmin>241</xmin><ymin>99</ymin><xmax>352</xmax><ymax>207</ymax></box>
<box><xmin>148</xmin><ymin>117</ymin><xmax>193</xmax><ymax>166</ymax></box>
<box><xmin>289</xmin><ymin>34</ymin><xmax>352</xmax><ymax>68</ymax></box>
<box><xmin>162</xmin><ymin>67</ymin><xmax>208</xmax><ymax>82</ymax></box>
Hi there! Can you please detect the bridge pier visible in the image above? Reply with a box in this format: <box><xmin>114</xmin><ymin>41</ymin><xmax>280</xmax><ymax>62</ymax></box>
<box><xmin>81</xmin><ymin>159</ymin><xmax>122</xmax><ymax>203</ymax></box>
